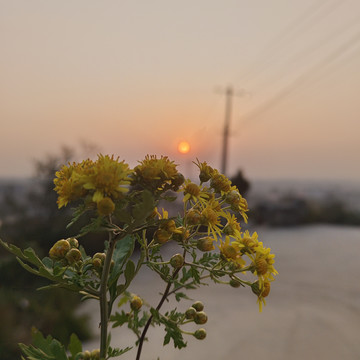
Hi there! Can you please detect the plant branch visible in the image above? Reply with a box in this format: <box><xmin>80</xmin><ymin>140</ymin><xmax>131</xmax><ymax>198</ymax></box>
<box><xmin>99</xmin><ymin>231</ymin><xmax>117</xmax><ymax>360</ymax></box>
<box><xmin>135</xmin><ymin>265</ymin><xmax>183</xmax><ymax>360</ymax></box>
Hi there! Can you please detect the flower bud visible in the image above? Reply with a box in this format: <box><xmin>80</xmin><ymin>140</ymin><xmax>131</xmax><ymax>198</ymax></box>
<box><xmin>192</xmin><ymin>301</ymin><xmax>204</xmax><ymax>312</ymax></box>
<box><xmin>225</xmin><ymin>190</ymin><xmax>240</xmax><ymax>206</ymax></box>
<box><xmin>83</xmin><ymin>351</ymin><xmax>91</xmax><ymax>360</ymax></box>
<box><xmin>185</xmin><ymin>307</ymin><xmax>197</xmax><ymax>319</ymax></box>
<box><xmin>90</xmin><ymin>349</ymin><xmax>100</xmax><ymax>360</ymax></box>
<box><xmin>49</xmin><ymin>239</ymin><xmax>71</xmax><ymax>260</ymax></box>
<box><xmin>210</xmin><ymin>173</ymin><xmax>231</xmax><ymax>193</ymax></box>
<box><xmin>154</xmin><ymin>228</ymin><xmax>171</xmax><ymax>244</ymax></box>
<box><xmin>251</xmin><ymin>281</ymin><xmax>261</xmax><ymax>296</ymax></box>
<box><xmin>130</xmin><ymin>295</ymin><xmax>143</xmax><ymax>311</ymax></box>
<box><xmin>92</xmin><ymin>258</ymin><xmax>102</xmax><ymax>268</ymax></box>
<box><xmin>65</xmin><ymin>248</ymin><xmax>82</xmax><ymax>265</ymax></box>
<box><xmin>93</xmin><ymin>252</ymin><xmax>106</xmax><ymax>263</ymax></box>
<box><xmin>186</xmin><ymin>209</ymin><xmax>201</xmax><ymax>225</ymax></box>
<box><xmin>194</xmin><ymin>311</ymin><xmax>208</xmax><ymax>325</ymax></box>
<box><xmin>75</xmin><ymin>352</ymin><xmax>85</xmax><ymax>360</ymax></box>
<box><xmin>170</xmin><ymin>254</ymin><xmax>184</xmax><ymax>268</ymax></box>
<box><xmin>97</xmin><ymin>197</ymin><xmax>115</xmax><ymax>216</ymax></box>
<box><xmin>196</xmin><ymin>237</ymin><xmax>214</xmax><ymax>252</ymax></box>
<box><xmin>229</xmin><ymin>278</ymin><xmax>242</xmax><ymax>288</ymax></box>
<box><xmin>67</xmin><ymin>237</ymin><xmax>79</xmax><ymax>248</ymax></box>
<box><xmin>194</xmin><ymin>328</ymin><xmax>207</xmax><ymax>340</ymax></box>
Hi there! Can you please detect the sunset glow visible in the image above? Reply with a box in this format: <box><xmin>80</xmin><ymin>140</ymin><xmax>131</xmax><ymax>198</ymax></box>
<box><xmin>177</xmin><ymin>141</ymin><xmax>191</xmax><ymax>154</ymax></box>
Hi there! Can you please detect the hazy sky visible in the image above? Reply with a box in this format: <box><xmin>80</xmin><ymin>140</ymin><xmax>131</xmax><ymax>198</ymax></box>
<box><xmin>1</xmin><ymin>0</ymin><xmax>360</xmax><ymax>181</ymax></box>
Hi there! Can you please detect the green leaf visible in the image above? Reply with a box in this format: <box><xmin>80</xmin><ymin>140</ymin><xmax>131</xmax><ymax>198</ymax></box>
<box><xmin>124</xmin><ymin>260</ymin><xmax>135</xmax><ymax>285</ymax></box>
<box><xmin>115</xmin><ymin>208</ymin><xmax>132</xmax><ymax>224</ymax></box>
<box><xmin>110</xmin><ymin>311</ymin><xmax>130</xmax><ymax>328</ymax></box>
<box><xmin>23</xmin><ymin>248</ymin><xmax>44</xmax><ymax>268</ymax></box>
<box><xmin>16</xmin><ymin>257</ymin><xmax>40</xmax><ymax>276</ymax></box>
<box><xmin>108</xmin><ymin>235</ymin><xmax>135</xmax><ymax>286</ymax></box>
<box><xmin>68</xmin><ymin>334</ymin><xmax>82</xmax><ymax>358</ymax></box>
<box><xmin>19</xmin><ymin>329</ymin><xmax>69</xmax><ymax>360</ymax></box>
<box><xmin>107</xmin><ymin>346</ymin><xmax>133</xmax><ymax>358</ymax></box>
<box><xmin>131</xmin><ymin>190</ymin><xmax>155</xmax><ymax>221</ymax></box>
<box><xmin>76</xmin><ymin>216</ymin><xmax>106</xmax><ymax>238</ymax></box>
<box><xmin>67</xmin><ymin>203</ymin><xmax>88</xmax><ymax>229</ymax></box>
<box><xmin>174</xmin><ymin>292</ymin><xmax>190</xmax><ymax>302</ymax></box>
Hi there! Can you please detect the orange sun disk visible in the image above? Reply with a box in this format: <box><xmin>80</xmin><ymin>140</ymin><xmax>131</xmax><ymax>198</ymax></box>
<box><xmin>178</xmin><ymin>141</ymin><xmax>190</xmax><ymax>154</ymax></box>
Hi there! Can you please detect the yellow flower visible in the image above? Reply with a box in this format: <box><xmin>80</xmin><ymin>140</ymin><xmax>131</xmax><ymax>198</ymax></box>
<box><xmin>133</xmin><ymin>155</ymin><xmax>181</xmax><ymax>190</ymax></box>
<box><xmin>223</xmin><ymin>214</ymin><xmax>242</xmax><ymax>238</ymax></box>
<box><xmin>200</xmin><ymin>204</ymin><xmax>222</xmax><ymax>240</ymax></box>
<box><xmin>236</xmin><ymin>230</ymin><xmax>259</xmax><ymax>253</ymax></box>
<box><xmin>218</xmin><ymin>236</ymin><xmax>245</xmax><ymax>268</ymax></box>
<box><xmin>82</xmin><ymin>154</ymin><xmax>132</xmax><ymax>203</ymax></box>
<box><xmin>182</xmin><ymin>179</ymin><xmax>209</xmax><ymax>203</ymax></box>
<box><xmin>54</xmin><ymin>161</ymin><xmax>91</xmax><ymax>208</ymax></box>
<box><xmin>225</xmin><ymin>186</ymin><xmax>249</xmax><ymax>222</ymax></box>
<box><xmin>54</xmin><ymin>155</ymin><xmax>131</xmax><ymax>207</ymax></box>
<box><xmin>250</xmin><ymin>242</ymin><xmax>278</xmax><ymax>286</ymax></box>
<box><xmin>251</xmin><ymin>280</ymin><xmax>271</xmax><ymax>312</ymax></box>
<box><xmin>210</xmin><ymin>173</ymin><xmax>232</xmax><ymax>194</ymax></box>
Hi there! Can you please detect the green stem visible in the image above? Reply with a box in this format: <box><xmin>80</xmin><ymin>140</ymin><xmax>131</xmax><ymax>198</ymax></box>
<box><xmin>99</xmin><ymin>232</ymin><xmax>117</xmax><ymax>360</ymax></box>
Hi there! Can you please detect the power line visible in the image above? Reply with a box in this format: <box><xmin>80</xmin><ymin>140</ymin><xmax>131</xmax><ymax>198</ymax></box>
<box><xmin>240</xmin><ymin>28</ymin><xmax>360</xmax><ymax>126</ymax></box>
<box><xmin>238</xmin><ymin>0</ymin><xmax>346</xmax><ymax>85</ymax></box>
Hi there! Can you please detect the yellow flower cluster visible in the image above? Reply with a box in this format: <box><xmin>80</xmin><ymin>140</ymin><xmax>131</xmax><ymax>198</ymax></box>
<box><xmin>54</xmin><ymin>155</ymin><xmax>132</xmax><ymax>215</ymax></box>
<box><xmin>133</xmin><ymin>155</ymin><xmax>184</xmax><ymax>192</ymax></box>
<box><xmin>179</xmin><ymin>160</ymin><xmax>277</xmax><ymax>311</ymax></box>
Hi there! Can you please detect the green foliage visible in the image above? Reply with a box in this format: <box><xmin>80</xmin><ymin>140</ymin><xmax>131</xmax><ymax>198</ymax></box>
<box><xmin>19</xmin><ymin>329</ymin><xmax>69</xmax><ymax>360</ymax></box>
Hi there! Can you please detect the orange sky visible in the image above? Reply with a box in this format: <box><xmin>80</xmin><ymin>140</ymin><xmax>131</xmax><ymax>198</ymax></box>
<box><xmin>1</xmin><ymin>0</ymin><xmax>360</xmax><ymax>181</ymax></box>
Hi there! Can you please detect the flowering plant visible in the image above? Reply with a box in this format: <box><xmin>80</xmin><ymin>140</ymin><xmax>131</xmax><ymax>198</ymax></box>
<box><xmin>0</xmin><ymin>154</ymin><xmax>277</xmax><ymax>360</ymax></box>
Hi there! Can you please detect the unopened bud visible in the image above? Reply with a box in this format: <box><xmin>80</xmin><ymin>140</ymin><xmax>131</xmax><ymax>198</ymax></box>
<box><xmin>154</xmin><ymin>228</ymin><xmax>171</xmax><ymax>244</ymax></box>
<box><xmin>49</xmin><ymin>239</ymin><xmax>71</xmax><ymax>260</ymax></box>
<box><xmin>75</xmin><ymin>352</ymin><xmax>85</xmax><ymax>360</ymax></box>
<box><xmin>192</xmin><ymin>301</ymin><xmax>204</xmax><ymax>311</ymax></box>
<box><xmin>93</xmin><ymin>252</ymin><xmax>106</xmax><ymax>263</ymax></box>
<box><xmin>229</xmin><ymin>278</ymin><xmax>242</xmax><ymax>288</ymax></box>
<box><xmin>186</xmin><ymin>209</ymin><xmax>201</xmax><ymax>225</ymax></box>
<box><xmin>130</xmin><ymin>295</ymin><xmax>143</xmax><ymax>311</ymax></box>
<box><xmin>196</xmin><ymin>237</ymin><xmax>214</xmax><ymax>252</ymax></box>
<box><xmin>92</xmin><ymin>258</ymin><xmax>102</xmax><ymax>268</ymax></box>
<box><xmin>251</xmin><ymin>281</ymin><xmax>261</xmax><ymax>296</ymax></box>
<box><xmin>170</xmin><ymin>253</ymin><xmax>184</xmax><ymax>268</ymax></box>
<box><xmin>185</xmin><ymin>307</ymin><xmax>197</xmax><ymax>320</ymax></box>
<box><xmin>65</xmin><ymin>248</ymin><xmax>82</xmax><ymax>265</ymax></box>
<box><xmin>97</xmin><ymin>197</ymin><xmax>115</xmax><ymax>216</ymax></box>
<box><xmin>194</xmin><ymin>328</ymin><xmax>207</xmax><ymax>340</ymax></box>
<box><xmin>67</xmin><ymin>237</ymin><xmax>79</xmax><ymax>248</ymax></box>
<box><xmin>194</xmin><ymin>311</ymin><xmax>208</xmax><ymax>325</ymax></box>
<box><xmin>90</xmin><ymin>349</ymin><xmax>100</xmax><ymax>360</ymax></box>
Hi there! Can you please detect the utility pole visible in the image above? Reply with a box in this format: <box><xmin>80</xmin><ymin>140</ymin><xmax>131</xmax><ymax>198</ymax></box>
<box><xmin>217</xmin><ymin>85</ymin><xmax>248</xmax><ymax>175</ymax></box>
<box><xmin>221</xmin><ymin>86</ymin><xmax>233</xmax><ymax>175</ymax></box>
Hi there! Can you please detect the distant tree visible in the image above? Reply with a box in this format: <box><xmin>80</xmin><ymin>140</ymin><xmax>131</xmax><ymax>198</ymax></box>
<box><xmin>0</xmin><ymin>145</ymin><xmax>98</xmax><ymax>360</ymax></box>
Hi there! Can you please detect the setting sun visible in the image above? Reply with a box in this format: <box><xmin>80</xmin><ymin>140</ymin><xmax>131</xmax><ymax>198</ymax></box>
<box><xmin>177</xmin><ymin>141</ymin><xmax>190</xmax><ymax>154</ymax></box>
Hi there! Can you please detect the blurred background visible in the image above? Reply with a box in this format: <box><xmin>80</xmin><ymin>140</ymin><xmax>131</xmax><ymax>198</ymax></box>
<box><xmin>1</xmin><ymin>0</ymin><xmax>360</xmax><ymax>359</ymax></box>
